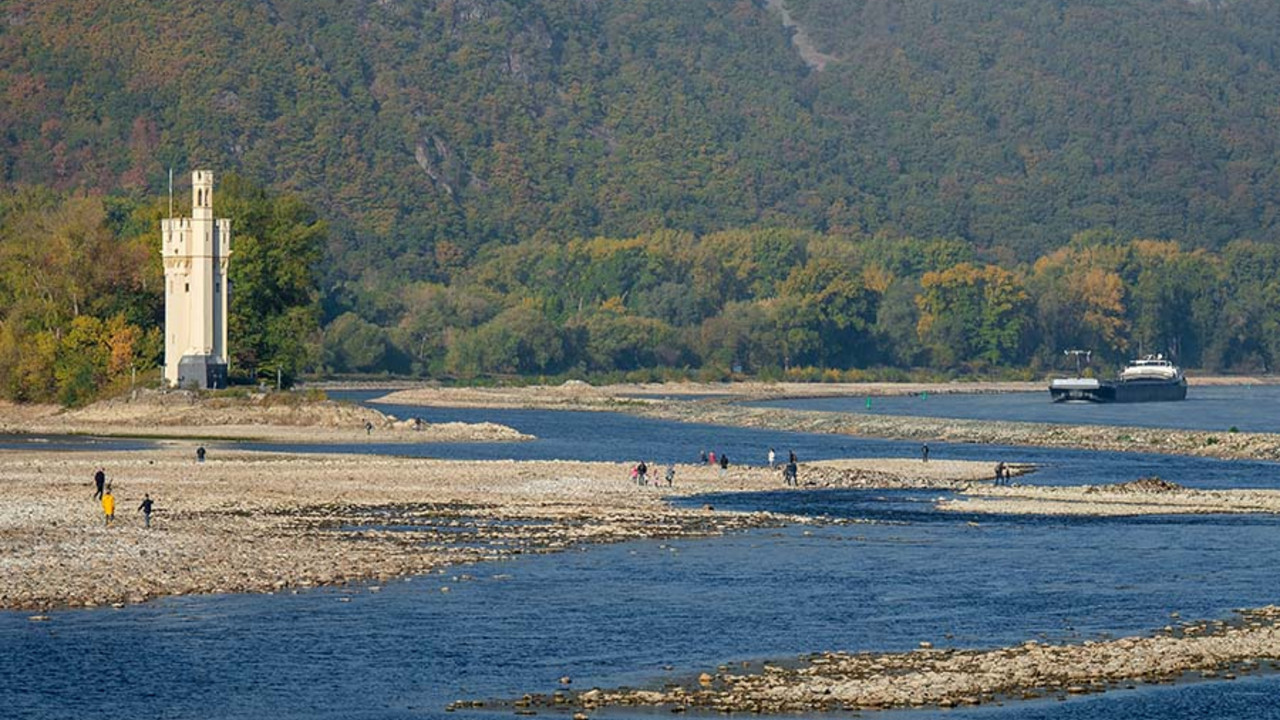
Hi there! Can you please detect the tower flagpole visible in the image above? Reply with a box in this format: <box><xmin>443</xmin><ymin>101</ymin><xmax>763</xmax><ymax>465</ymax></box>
<box><xmin>168</xmin><ymin>167</ymin><xmax>174</xmax><ymax>217</ymax></box>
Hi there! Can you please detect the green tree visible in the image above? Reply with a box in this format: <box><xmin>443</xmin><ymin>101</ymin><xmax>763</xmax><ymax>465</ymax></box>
<box><xmin>323</xmin><ymin>312</ymin><xmax>389</xmax><ymax>373</ymax></box>
<box><xmin>918</xmin><ymin>263</ymin><xmax>1030</xmax><ymax>368</ymax></box>
<box><xmin>778</xmin><ymin>258</ymin><xmax>880</xmax><ymax>368</ymax></box>
<box><xmin>220</xmin><ymin>176</ymin><xmax>326</xmax><ymax>385</ymax></box>
<box><xmin>446</xmin><ymin>302</ymin><xmax>568</xmax><ymax>376</ymax></box>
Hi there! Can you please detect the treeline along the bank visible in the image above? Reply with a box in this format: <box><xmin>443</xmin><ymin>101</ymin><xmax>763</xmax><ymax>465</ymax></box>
<box><xmin>2</xmin><ymin>182</ymin><xmax>1274</xmax><ymax>404</ymax></box>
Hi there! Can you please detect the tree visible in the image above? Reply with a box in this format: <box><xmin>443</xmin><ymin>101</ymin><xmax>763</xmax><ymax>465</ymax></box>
<box><xmin>1028</xmin><ymin>244</ymin><xmax>1130</xmax><ymax>366</ymax></box>
<box><xmin>777</xmin><ymin>258</ymin><xmax>880</xmax><ymax>368</ymax></box>
<box><xmin>446</xmin><ymin>302</ymin><xmax>568</xmax><ymax>376</ymax></box>
<box><xmin>576</xmin><ymin>297</ymin><xmax>683</xmax><ymax>371</ymax></box>
<box><xmin>0</xmin><ymin>189</ymin><xmax>161</xmax><ymax>403</ymax></box>
<box><xmin>323</xmin><ymin>312</ymin><xmax>389</xmax><ymax>373</ymax></box>
<box><xmin>918</xmin><ymin>263</ymin><xmax>1030</xmax><ymax>368</ymax></box>
<box><xmin>220</xmin><ymin>175</ymin><xmax>326</xmax><ymax>386</ymax></box>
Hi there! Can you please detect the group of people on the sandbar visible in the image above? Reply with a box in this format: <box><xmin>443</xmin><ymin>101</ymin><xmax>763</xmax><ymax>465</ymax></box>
<box><xmin>698</xmin><ymin>449</ymin><xmax>734</xmax><ymax>477</ymax></box>
<box><xmin>88</xmin><ymin>444</ymin><xmax>207</xmax><ymax>528</ymax></box>
<box><xmin>630</xmin><ymin>447</ymin><xmax>805</xmax><ymax>488</ymax></box>
<box><xmin>774</xmin><ymin>448</ymin><xmax>800</xmax><ymax>487</ymax></box>
<box><xmin>631</xmin><ymin>460</ymin><xmax>675</xmax><ymax>487</ymax></box>
<box><xmin>93</xmin><ymin>466</ymin><xmax>153</xmax><ymax>528</ymax></box>
<box><xmin>701</xmin><ymin>448</ymin><xmax>732</xmax><ymax>476</ymax></box>
<box><xmin>993</xmin><ymin>461</ymin><xmax>1012</xmax><ymax>486</ymax></box>
<box><xmin>705</xmin><ymin>447</ymin><xmax>802</xmax><ymax>486</ymax></box>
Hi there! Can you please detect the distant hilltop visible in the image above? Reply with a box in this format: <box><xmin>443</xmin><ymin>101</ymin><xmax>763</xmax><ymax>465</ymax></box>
<box><xmin>3</xmin><ymin>0</ymin><xmax>1280</xmax><ymax>266</ymax></box>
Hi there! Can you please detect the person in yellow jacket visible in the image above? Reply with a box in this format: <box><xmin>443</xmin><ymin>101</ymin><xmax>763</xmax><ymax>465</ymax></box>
<box><xmin>102</xmin><ymin>486</ymin><xmax>115</xmax><ymax>527</ymax></box>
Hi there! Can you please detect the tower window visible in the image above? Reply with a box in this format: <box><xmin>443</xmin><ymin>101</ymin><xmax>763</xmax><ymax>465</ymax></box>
<box><xmin>185</xmin><ymin>283</ymin><xmax>190</xmax><ymax>293</ymax></box>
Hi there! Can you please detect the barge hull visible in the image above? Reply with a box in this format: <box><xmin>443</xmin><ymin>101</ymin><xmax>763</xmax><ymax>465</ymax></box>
<box><xmin>1050</xmin><ymin>379</ymin><xmax>1187</xmax><ymax>403</ymax></box>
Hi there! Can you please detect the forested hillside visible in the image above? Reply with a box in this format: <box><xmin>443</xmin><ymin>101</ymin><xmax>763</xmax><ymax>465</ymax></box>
<box><xmin>7</xmin><ymin>0</ymin><xmax>1280</xmax><ymax>269</ymax></box>
<box><xmin>3</xmin><ymin>0</ymin><xmax>1280</xmax><ymax>393</ymax></box>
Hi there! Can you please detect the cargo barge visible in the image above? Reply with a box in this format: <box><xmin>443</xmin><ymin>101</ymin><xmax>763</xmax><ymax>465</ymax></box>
<box><xmin>1049</xmin><ymin>355</ymin><xmax>1187</xmax><ymax>403</ymax></box>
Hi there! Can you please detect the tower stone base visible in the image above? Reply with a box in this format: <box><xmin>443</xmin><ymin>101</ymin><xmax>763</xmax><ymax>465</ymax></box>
<box><xmin>177</xmin><ymin>355</ymin><xmax>229</xmax><ymax>390</ymax></box>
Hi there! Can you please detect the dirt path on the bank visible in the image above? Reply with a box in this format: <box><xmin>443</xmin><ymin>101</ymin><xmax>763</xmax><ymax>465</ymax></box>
<box><xmin>0</xmin><ymin>449</ymin><xmax>1001</xmax><ymax>611</ymax></box>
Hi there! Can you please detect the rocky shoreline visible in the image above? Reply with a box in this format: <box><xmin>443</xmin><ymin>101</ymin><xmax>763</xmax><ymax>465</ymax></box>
<box><xmin>940</xmin><ymin>478</ymin><xmax>1280</xmax><ymax>516</ymax></box>
<box><xmin>372</xmin><ymin>380</ymin><xmax>1048</xmax><ymax>409</ymax></box>
<box><xmin>491</xmin><ymin>607</ymin><xmax>1280</xmax><ymax>715</ymax></box>
<box><xmin>372</xmin><ymin>380</ymin><xmax>1280</xmax><ymax>462</ymax></box>
<box><xmin>637</xmin><ymin>400</ymin><xmax>1280</xmax><ymax>462</ymax></box>
<box><xmin>0</xmin><ymin>450</ymin><xmax>1004</xmax><ymax>611</ymax></box>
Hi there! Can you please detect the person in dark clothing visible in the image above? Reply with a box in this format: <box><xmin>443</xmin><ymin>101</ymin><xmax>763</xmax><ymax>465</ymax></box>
<box><xmin>699</xmin><ymin>450</ymin><xmax>707</xmax><ymax>464</ymax></box>
<box><xmin>637</xmin><ymin>460</ymin><xmax>648</xmax><ymax>486</ymax></box>
<box><xmin>196</xmin><ymin>446</ymin><xmax>206</xmax><ymax>463</ymax></box>
<box><xmin>138</xmin><ymin>494</ymin><xmax>154</xmax><ymax>529</ymax></box>
<box><xmin>93</xmin><ymin>468</ymin><xmax>106</xmax><ymax>500</ymax></box>
<box><xmin>995</xmin><ymin>462</ymin><xmax>1005</xmax><ymax>485</ymax></box>
<box><xmin>718</xmin><ymin>453</ymin><xmax>729</xmax><ymax>477</ymax></box>
<box><xmin>665</xmin><ymin>464</ymin><xmax>675</xmax><ymax>487</ymax></box>
<box><xmin>922</xmin><ymin>443</ymin><xmax>930</xmax><ymax>462</ymax></box>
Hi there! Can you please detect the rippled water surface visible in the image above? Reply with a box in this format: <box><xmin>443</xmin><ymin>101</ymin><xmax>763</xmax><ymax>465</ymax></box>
<box><xmin>8</xmin><ymin>393</ymin><xmax>1280</xmax><ymax>719</ymax></box>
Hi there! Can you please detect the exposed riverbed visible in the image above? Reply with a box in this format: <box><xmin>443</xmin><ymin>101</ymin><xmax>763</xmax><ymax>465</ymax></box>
<box><xmin>9</xmin><ymin>387</ymin><xmax>1280</xmax><ymax>719</ymax></box>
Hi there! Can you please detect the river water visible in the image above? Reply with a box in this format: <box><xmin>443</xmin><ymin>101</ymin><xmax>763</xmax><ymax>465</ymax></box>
<box><xmin>758</xmin><ymin>385</ymin><xmax>1280</xmax><ymax>433</ymax></box>
<box><xmin>6</xmin><ymin>391</ymin><xmax>1280</xmax><ymax>719</ymax></box>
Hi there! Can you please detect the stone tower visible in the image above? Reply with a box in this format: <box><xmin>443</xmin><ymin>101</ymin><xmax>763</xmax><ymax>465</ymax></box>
<box><xmin>161</xmin><ymin>170</ymin><xmax>232</xmax><ymax>388</ymax></box>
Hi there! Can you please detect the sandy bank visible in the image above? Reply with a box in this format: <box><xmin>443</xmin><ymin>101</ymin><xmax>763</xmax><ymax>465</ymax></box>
<box><xmin>940</xmin><ymin>479</ymin><xmax>1280</xmax><ymax>516</ymax></box>
<box><xmin>372</xmin><ymin>376</ymin><xmax>1275</xmax><ymax>409</ymax></box>
<box><xmin>0</xmin><ymin>450</ymin><xmax>1002</xmax><ymax>611</ymax></box>
<box><xmin>508</xmin><ymin>607</ymin><xmax>1280</xmax><ymax>714</ymax></box>
<box><xmin>0</xmin><ymin>391</ymin><xmax>530</xmax><ymax>444</ymax></box>
<box><xmin>373</xmin><ymin>380</ymin><xmax>1045</xmax><ymax>409</ymax></box>
<box><xmin>803</xmin><ymin>458</ymin><xmax>1030</xmax><ymax>488</ymax></box>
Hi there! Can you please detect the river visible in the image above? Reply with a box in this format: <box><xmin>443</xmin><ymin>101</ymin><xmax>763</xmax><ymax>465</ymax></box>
<box><xmin>755</xmin><ymin>385</ymin><xmax>1280</xmax><ymax>433</ymax></box>
<box><xmin>6</xmin><ymin>391</ymin><xmax>1280</xmax><ymax>719</ymax></box>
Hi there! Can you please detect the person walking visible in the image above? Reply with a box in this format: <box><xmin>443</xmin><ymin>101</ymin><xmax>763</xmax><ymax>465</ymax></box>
<box><xmin>665</xmin><ymin>464</ymin><xmax>675</xmax><ymax>487</ymax></box>
<box><xmin>102</xmin><ymin>485</ymin><xmax>116</xmax><ymax>527</ymax></box>
<box><xmin>699</xmin><ymin>450</ymin><xmax>707</xmax><ymax>464</ymax></box>
<box><xmin>719</xmin><ymin>453</ymin><xmax>729</xmax><ymax>478</ymax></box>
<box><xmin>196</xmin><ymin>446</ymin><xmax>206</xmax><ymax>463</ymax></box>
<box><xmin>995</xmin><ymin>461</ymin><xmax>1006</xmax><ymax>485</ymax></box>
<box><xmin>768</xmin><ymin>448</ymin><xmax>776</xmax><ymax>469</ymax></box>
<box><xmin>637</xmin><ymin>460</ymin><xmax>648</xmax><ymax>486</ymax></box>
<box><xmin>784</xmin><ymin>460</ymin><xmax>798</xmax><ymax>487</ymax></box>
<box><xmin>138</xmin><ymin>493</ymin><xmax>154</xmax><ymax>529</ymax></box>
<box><xmin>93</xmin><ymin>467</ymin><xmax>106</xmax><ymax>500</ymax></box>
<box><xmin>708</xmin><ymin>451</ymin><xmax>716</xmax><ymax>466</ymax></box>
<box><xmin>922</xmin><ymin>443</ymin><xmax>930</xmax><ymax>463</ymax></box>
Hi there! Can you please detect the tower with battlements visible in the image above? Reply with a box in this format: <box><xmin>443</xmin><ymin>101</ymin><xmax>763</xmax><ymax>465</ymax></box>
<box><xmin>161</xmin><ymin>171</ymin><xmax>232</xmax><ymax>388</ymax></box>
